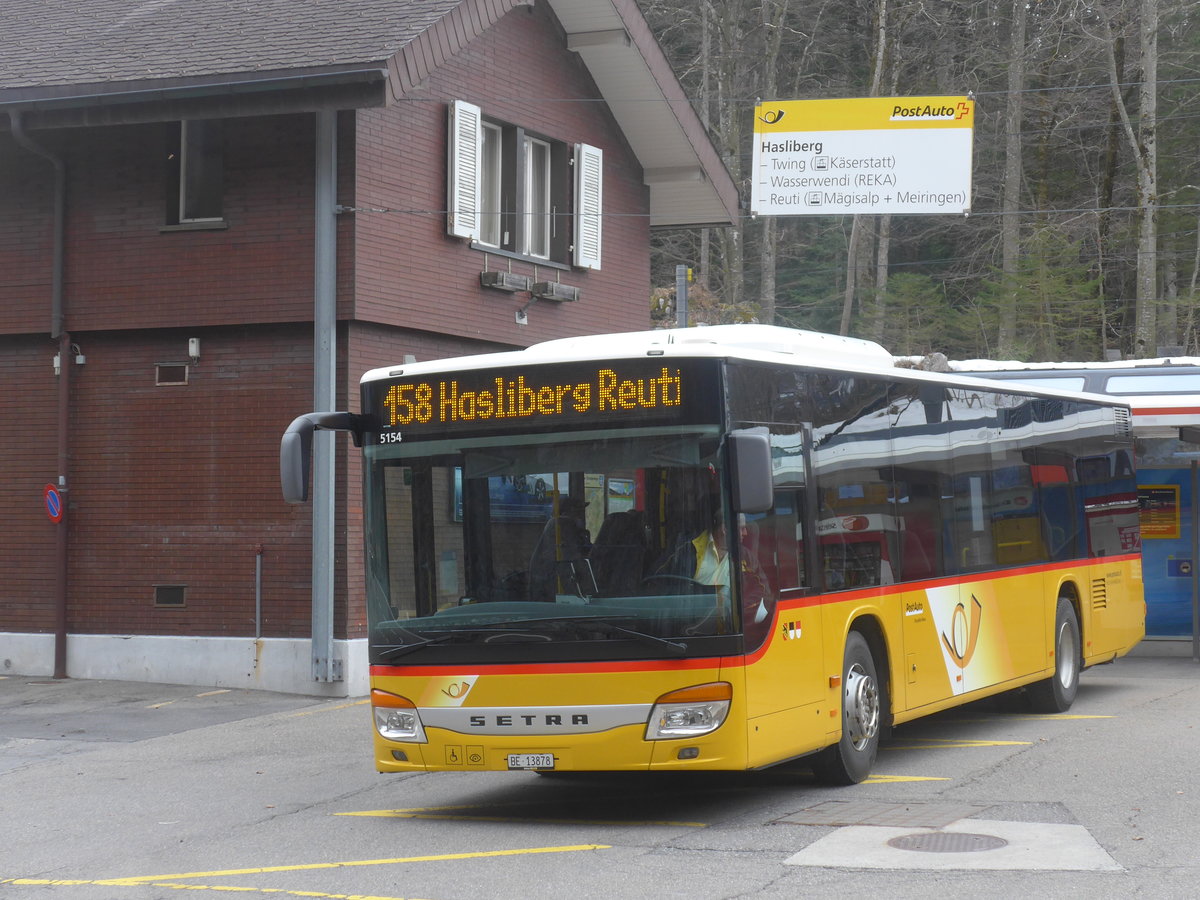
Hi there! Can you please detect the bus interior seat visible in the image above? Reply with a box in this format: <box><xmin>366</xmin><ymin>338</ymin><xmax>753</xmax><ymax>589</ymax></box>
<box><xmin>589</xmin><ymin>510</ymin><xmax>648</xmax><ymax>595</ymax></box>
<box><xmin>900</xmin><ymin>525</ymin><xmax>936</xmax><ymax>581</ymax></box>
<box><xmin>527</xmin><ymin>516</ymin><xmax>589</xmax><ymax>601</ymax></box>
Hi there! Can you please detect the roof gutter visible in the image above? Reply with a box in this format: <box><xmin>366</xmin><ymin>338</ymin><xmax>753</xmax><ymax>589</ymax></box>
<box><xmin>9</xmin><ymin>110</ymin><xmax>70</xmax><ymax>680</ymax></box>
<box><xmin>1</xmin><ymin>67</ymin><xmax>389</xmax><ymax>116</ymax></box>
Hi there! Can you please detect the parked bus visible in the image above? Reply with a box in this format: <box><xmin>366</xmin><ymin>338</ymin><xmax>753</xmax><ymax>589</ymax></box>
<box><xmin>281</xmin><ymin>326</ymin><xmax>1144</xmax><ymax>783</ymax></box>
<box><xmin>960</xmin><ymin>360</ymin><xmax>1200</xmax><ymax>638</ymax></box>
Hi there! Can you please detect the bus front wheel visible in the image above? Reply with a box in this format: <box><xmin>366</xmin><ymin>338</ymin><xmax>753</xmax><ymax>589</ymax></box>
<box><xmin>1027</xmin><ymin>597</ymin><xmax>1080</xmax><ymax>713</ymax></box>
<box><xmin>811</xmin><ymin>631</ymin><xmax>881</xmax><ymax>785</ymax></box>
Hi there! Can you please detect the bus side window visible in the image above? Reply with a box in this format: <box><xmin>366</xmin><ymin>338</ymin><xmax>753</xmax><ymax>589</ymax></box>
<box><xmin>764</xmin><ymin>432</ymin><xmax>807</xmax><ymax>592</ymax></box>
<box><xmin>744</xmin><ymin>494</ymin><xmax>801</xmax><ymax>594</ymax></box>
<box><xmin>897</xmin><ymin>486</ymin><xmax>939</xmax><ymax>581</ymax></box>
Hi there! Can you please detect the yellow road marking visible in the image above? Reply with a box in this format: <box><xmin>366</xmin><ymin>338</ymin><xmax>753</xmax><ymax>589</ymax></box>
<box><xmin>196</xmin><ymin>689</ymin><xmax>231</xmax><ymax>698</ymax></box>
<box><xmin>99</xmin><ymin>844</ymin><xmax>609</xmax><ymax>883</ymax></box>
<box><xmin>289</xmin><ymin>699</ymin><xmax>371</xmax><ymax>717</ymax></box>
<box><xmin>863</xmin><ymin>774</ymin><xmax>950</xmax><ymax>783</ymax></box>
<box><xmin>2</xmin><ymin>845</ymin><xmax>608</xmax><ymax>897</ymax></box>
<box><xmin>338</xmin><ymin>807</ymin><xmax>706</xmax><ymax>827</ymax></box>
<box><xmin>2</xmin><ymin>878</ymin><xmax>408</xmax><ymax>899</ymax></box>
<box><xmin>945</xmin><ymin>720</ymin><xmax>1113</xmax><ymax>724</ymax></box>
<box><xmin>885</xmin><ymin>738</ymin><xmax>1032</xmax><ymax>749</ymax></box>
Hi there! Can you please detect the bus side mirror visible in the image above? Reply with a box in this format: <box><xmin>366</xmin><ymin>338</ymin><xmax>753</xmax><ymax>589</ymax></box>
<box><xmin>280</xmin><ymin>412</ymin><xmax>364</xmax><ymax>503</ymax></box>
<box><xmin>729</xmin><ymin>429</ymin><xmax>773</xmax><ymax>514</ymax></box>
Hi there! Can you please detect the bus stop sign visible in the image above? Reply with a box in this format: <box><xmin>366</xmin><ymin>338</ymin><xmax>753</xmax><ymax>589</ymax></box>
<box><xmin>44</xmin><ymin>484</ymin><xmax>63</xmax><ymax>523</ymax></box>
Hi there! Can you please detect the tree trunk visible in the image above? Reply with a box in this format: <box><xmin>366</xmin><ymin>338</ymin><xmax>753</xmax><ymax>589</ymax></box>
<box><xmin>998</xmin><ymin>0</ymin><xmax>1027</xmax><ymax>357</ymax></box>
<box><xmin>1103</xmin><ymin>3</ymin><xmax>1158</xmax><ymax>356</ymax></box>
<box><xmin>760</xmin><ymin>217</ymin><xmax>778</xmax><ymax>324</ymax></box>
<box><xmin>756</xmin><ymin>0</ymin><xmax>790</xmax><ymax>324</ymax></box>
<box><xmin>870</xmin><ymin>214</ymin><xmax>891</xmax><ymax>344</ymax></box>
<box><xmin>1135</xmin><ymin>0</ymin><xmax>1159</xmax><ymax>356</ymax></box>
<box><xmin>841</xmin><ymin>0</ymin><xmax>889</xmax><ymax>337</ymax></box>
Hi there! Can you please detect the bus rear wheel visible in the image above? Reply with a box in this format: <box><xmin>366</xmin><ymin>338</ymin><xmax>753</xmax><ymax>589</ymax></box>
<box><xmin>811</xmin><ymin>631</ymin><xmax>881</xmax><ymax>785</ymax></box>
<box><xmin>1027</xmin><ymin>597</ymin><xmax>1080</xmax><ymax>713</ymax></box>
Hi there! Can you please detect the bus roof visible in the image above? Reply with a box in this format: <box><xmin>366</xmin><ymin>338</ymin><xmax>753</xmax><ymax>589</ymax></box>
<box><xmin>948</xmin><ymin>357</ymin><xmax>1200</xmax><ymax>422</ymax></box>
<box><xmin>360</xmin><ymin>325</ymin><xmax>1132</xmax><ymax>410</ymax></box>
<box><xmin>360</xmin><ymin>325</ymin><xmax>896</xmax><ymax>383</ymax></box>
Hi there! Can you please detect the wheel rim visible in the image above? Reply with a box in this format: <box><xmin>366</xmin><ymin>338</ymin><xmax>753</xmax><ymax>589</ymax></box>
<box><xmin>1056</xmin><ymin>618</ymin><xmax>1079</xmax><ymax>689</ymax></box>
<box><xmin>844</xmin><ymin>663</ymin><xmax>880</xmax><ymax>749</ymax></box>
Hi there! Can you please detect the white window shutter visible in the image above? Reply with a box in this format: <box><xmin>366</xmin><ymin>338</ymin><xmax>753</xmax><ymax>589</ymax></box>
<box><xmin>573</xmin><ymin>142</ymin><xmax>602</xmax><ymax>269</ymax></box>
<box><xmin>447</xmin><ymin>100</ymin><xmax>482</xmax><ymax>240</ymax></box>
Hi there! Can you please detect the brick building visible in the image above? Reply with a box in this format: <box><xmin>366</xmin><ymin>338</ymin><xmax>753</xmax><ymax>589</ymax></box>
<box><xmin>0</xmin><ymin>0</ymin><xmax>737</xmax><ymax>695</ymax></box>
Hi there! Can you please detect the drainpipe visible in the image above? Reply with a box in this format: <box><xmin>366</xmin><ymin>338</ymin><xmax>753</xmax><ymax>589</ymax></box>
<box><xmin>10</xmin><ymin>111</ymin><xmax>70</xmax><ymax>679</ymax></box>
<box><xmin>311</xmin><ymin>109</ymin><xmax>342</xmax><ymax>683</ymax></box>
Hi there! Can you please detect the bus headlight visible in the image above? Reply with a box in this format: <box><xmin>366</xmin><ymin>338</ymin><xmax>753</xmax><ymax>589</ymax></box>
<box><xmin>372</xmin><ymin>689</ymin><xmax>427</xmax><ymax>743</ymax></box>
<box><xmin>645</xmin><ymin>682</ymin><xmax>732</xmax><ymax>740</ymax></box>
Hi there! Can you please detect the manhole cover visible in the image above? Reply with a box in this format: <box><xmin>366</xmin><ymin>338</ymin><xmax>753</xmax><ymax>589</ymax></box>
<box><xmin>888</xmin><ymin>832</ymin><xmax>1009</xmax><ymax>853</ymax></box>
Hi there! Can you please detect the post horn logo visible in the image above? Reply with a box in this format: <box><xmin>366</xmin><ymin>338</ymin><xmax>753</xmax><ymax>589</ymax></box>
<box><xmin>442</xmin><ymin>681</ymin><xmax>472</xmax><ymax>700</ymax></box>
<box><xmin>758</xmin><ymin>109</ymin><xmax>786</xmax><ymax>125</ymax></box>
<box><xmin>941</xmin><ymin>595</ymin><xmax>983</xmax><ymax>668</ymax></box>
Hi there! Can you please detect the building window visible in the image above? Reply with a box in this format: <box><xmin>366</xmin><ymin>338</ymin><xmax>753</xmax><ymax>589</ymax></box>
<box><xmin>448</xmin><ymin>100</ymin><xmax>602</xmax><ymax>269</ymax></box>
<box><xmin>166</xmin><ymin>120</ymin><xmax>224</xmax><ymax>225</ymax></box>
<box><xmin>156</xmin><ymin>363</ymin><xmax>189</xmax><ymax>385</ymax></box>
<box><xmin>524</xmin><ymin>136</ymin><xmax>551</xmax><ymax>258</ymax></box>
<box><xmin>154</xmin><ymin>584</ymin><xmax>187</xmax><ymax>608</ymax></box>
<box><xmin>480</xmin><ymin>122</ymin><xmax>504</xmax><ymax>247</ymax></box>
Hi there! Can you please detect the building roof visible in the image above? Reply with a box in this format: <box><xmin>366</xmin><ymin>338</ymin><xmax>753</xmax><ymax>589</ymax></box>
<box><xmin>1</xmin><ymin>0</ymin><xmax>463</xmax><ymax>89</ymax></box>
<box><xmin>0</xmin><ymin>0</ymin><xmax>738</xmax><ymax>227</ymax></box>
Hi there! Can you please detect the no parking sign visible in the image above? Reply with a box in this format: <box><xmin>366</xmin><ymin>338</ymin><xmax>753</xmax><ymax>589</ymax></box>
<box><xmin>44</xmin><ymin>484</ymin><xmax>63</xmax><ymax>523</ymax></box>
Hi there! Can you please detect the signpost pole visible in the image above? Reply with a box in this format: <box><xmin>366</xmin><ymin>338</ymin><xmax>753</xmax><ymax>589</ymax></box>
<box><xmin>675</xmin><ymin>265</ymin><xmax>689</xmax><ymax>327</ymax></box>
<box><xmin>1192</xmin><ymin>461</ymin><xmax>1198</xmax><ymax>662</ymax></box>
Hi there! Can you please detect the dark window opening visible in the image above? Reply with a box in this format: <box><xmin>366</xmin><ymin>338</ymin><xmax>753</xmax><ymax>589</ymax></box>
<box><xmin>156</xmin><ymin>363</ymin><xmax>189</xmax><ymax>385</ymax></box>
<box><xmin>154</xmin><ymin>584</ymin><xmax>187</xmax><ymax>608</ymax></box>
<box><xmin>166</xmin><ymin>120</ymin><xmax>224</xmax><ymax>225</ymax></box>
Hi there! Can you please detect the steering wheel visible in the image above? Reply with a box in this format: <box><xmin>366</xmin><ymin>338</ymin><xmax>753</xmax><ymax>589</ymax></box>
<box><xmin>641</xmin><ymin>574</ymin><xmax>706</xmax><ymax>593</ymax></box>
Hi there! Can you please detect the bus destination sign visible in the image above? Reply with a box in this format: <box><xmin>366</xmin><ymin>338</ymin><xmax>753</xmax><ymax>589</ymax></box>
<box><xmin>366</xmin><ymin>359</ymin><xmax>721</xmax><ymax>440</ymax></box>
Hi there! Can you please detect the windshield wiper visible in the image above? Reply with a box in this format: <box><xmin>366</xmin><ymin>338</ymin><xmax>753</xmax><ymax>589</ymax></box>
<box><xmin>588</xmin><ymin>620</ymin><xmax>689</xmax><ymax>657</ymax></box>
<box><xmin>374</xmin><ymin>616</ymin><xmax>689</xmax><ymax>659</ymax></box>
<box><xmin>374</xmin><ymin>623</ymin><xmax>558</xmax><ymax>660</ymax></box>
<box><xmin>374</xmin><ymin>633</ymin><xmax>457</xmax><ymax>661</ymax></box>
<box><xmin>509</xmin><ymin>616</ymin><xmax>689</xmax><ymax>657</ymax></box>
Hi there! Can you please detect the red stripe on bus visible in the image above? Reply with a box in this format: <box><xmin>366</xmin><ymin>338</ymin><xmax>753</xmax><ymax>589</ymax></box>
<box><xmin>372</xmin><ymin>553</ymin><xmax>1139</xmax><ymax>677</ymax></box>
<box><xmin>371</xmin><ymin>656</ymin><xmax>739</xmax><ymax>678</ymax></box>
<box><xmin>1134</xmin><ymin>406</ymin><xmax>1200</xmax><ymax>416</ymax></box>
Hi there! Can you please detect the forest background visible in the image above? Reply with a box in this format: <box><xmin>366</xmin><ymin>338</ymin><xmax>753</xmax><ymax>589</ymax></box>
<box><xmin>639</xmin><ymin>0</ymin><xmax>1199</xmax><ymax>362</ymax></box>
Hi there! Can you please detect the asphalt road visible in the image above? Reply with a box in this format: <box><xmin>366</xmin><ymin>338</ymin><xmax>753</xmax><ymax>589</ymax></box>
<box><xmin>2</xmin><ymin>646</ymin><xmax>1199</xmax><ymax>899</ymax></box>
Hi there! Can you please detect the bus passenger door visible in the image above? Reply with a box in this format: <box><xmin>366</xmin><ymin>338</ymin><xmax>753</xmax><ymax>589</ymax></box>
<box><xmin>936</xmin><ymin>390</ymin><xmax>1050</xmax><ymax>697</ymax></box>
<box><xmin>889</xmin><ymin>385</ymin><xmax>960</xmax><ymax>710</ymax></box>
<box><xmin>741</xmin><ymin>475</ymin><xmax>827</xmax><ymax>763</ymax></box>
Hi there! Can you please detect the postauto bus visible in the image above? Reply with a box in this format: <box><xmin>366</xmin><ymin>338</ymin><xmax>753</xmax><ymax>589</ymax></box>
<box><xmin>282</xmin><ymin>325</ymin><xmax>1144</xmax><ymax>783</ymax></box>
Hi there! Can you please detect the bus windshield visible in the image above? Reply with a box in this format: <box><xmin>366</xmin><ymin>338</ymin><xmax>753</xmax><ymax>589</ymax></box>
<box><xmin>363</xmin><ymin>426</ymin><xmax>752</xmax><ymax>664</ymax></box>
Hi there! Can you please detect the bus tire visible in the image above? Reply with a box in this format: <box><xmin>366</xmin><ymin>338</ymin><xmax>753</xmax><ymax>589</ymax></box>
<box><xmin>1027</xmin><ymin>597</ymin><xmax>1080</xmax><ymax>713</ymax></box>
<box><xmin>811</xmin><ymin>631</ymin><xmax>882</xmax><ymax>785</ymax></box>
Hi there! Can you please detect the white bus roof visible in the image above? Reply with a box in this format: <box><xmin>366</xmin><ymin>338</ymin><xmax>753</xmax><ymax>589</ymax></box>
<box><xmin>944</xmin><ymin>356</ymin><xmax>1200</xmax><ymax>424</ymax></box>
<box><xmin>360</xmin><ymin>325</ymin><xmax>1130</xmax><ymax>410</ymax></box>
<box><xmin>361</xmin><ymin>325</ymin><xmax>896</xmax><ymax>383</ymax></box>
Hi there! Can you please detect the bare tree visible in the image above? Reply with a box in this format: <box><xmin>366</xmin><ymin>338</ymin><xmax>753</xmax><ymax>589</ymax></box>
<box><xmin>997</xmin><ymin>0</ymin><xmax>1028</xmax><ymax>357</ymax></box>
<box><xmin>641</xmin><ymin>0</ymin><xmax>1197</xmax><ymax>361</ymax></box>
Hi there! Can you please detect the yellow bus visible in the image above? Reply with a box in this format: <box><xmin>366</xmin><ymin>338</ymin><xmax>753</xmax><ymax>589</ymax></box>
<box><xmin>281</xmin><ymin>325</ymin><xmax>1144</xmax><ymax>783</ymax></box>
